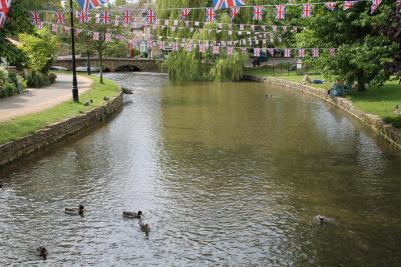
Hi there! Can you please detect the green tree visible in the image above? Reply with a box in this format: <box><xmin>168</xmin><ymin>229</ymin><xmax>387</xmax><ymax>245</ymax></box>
<box><xmin>295</xmin><ymin>1</ymin><xmax>399</xmax><ymax>91</ymax></box>
<box><xmin>19</xmin><ymin>28</ymin><xmax>58</xmax><ymax>73</ymax></box>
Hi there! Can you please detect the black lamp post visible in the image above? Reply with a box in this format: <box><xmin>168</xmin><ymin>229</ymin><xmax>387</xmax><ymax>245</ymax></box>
<box><xmin>69</xmin><ymin>0</ymin><xmax>79</xmax><ymax>102</ymax></box>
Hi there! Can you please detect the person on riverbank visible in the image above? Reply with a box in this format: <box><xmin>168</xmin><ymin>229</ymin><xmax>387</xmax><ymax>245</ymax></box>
<box><xmin>328</xmin><ymin>80</ymin><xmax>345</xmax><ymax>97</ymax></box>
<box><xmin>303</xmin><ymin>74</ymin><xmax>325</xmax><ymax>85</ymax></box>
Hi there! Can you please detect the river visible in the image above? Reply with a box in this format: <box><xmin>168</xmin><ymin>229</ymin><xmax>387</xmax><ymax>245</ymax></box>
<box><xmin>1</xmin><ymin>72</ymin><xmax>401</xmax><ymax>266</ymax></box>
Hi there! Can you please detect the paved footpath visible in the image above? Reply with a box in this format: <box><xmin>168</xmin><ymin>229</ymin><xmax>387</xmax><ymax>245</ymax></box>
<box><xmin>0</xmin><ymin>74</ymin><xmax>93</xmax><ymax>123</ymax></box>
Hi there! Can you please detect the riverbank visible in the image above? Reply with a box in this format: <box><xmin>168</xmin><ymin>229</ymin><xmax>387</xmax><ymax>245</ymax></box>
<box><xmin>263</xmin><ymin>75</ymin><xmax>401</xmax><ymax>150</ymax></box>
<box><xmin>244</xmin><ymin>67</ymin><xmax>401</xmax><ymax>129</ymax></box>
<box><xmin>0</xmin><ymin>73</ymin><xmax>122</xmax><ymax>167</ymax></box>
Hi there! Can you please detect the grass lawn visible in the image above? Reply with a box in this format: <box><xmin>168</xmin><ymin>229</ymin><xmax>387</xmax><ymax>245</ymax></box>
<box><xmin>0</xmin><ymin>73</ymin><xmax>120</xmax><ymax>145</ymax></box>
<box><xmin>245</xmin><ymin>67</ymin><xmax>401</xmax><ymax>128</ymax></box>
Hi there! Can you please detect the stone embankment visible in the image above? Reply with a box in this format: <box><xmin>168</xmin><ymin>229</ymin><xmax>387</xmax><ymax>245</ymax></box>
<box><xmin>266</xmin><ymin>77</ymin><xmax>401</xmax><ymax>150</ymax></box>
<box><xmin>0</xmin><ymin>93</ymin><xmax>123</xmax><ymax>168</ymax></box>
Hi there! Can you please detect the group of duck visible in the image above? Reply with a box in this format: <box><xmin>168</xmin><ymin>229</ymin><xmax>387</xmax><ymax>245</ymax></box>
<box><xmin>35</xmin><ymin>205</ymin><xmax>150</xmax><ymax>260</ymax></box>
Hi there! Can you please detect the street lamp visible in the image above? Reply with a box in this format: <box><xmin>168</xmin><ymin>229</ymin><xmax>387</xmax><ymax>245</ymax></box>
<box><xmin>69</xmin><ymin>0</ymin><xmax>79</xmax><ymax>102</ymax></box>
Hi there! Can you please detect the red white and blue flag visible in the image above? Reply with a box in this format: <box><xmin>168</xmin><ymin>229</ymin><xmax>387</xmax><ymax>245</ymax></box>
<box><xmin>0</xmin><ymin>0</ymin><xmax>12</xmax><ymax>28</ymax></box>
<box><xmin>230</xmin><ymin>6</ymin><xmax>241</xmax><ymax>18</ymax></box>
<box><xmin>312</xmin><ymin>48</ymin><xmax>319</xmax><ymax>58</ymax></box>
<box><xmin>254</xmin><ymin>48</ymin><xmax>260</xmax><ymax>57</ymax></box>
<box><xmin>298</xmin><ymin>48</ymin><xmax>305</xmax><ymax>58</ymax></box>
<box><xmin>325</xmin><ymin>2</ymin><xmax>337</xmax><ymax>11</ymax></box>
<box><xmin>343</xmin><ymin>1</ymin><xmax>355</xmax><ymax>10</ymax></box>
<box><xmin>275</xmin><ymin>5</ymin><xmax>286</xmax><ymax>20</ymax></box>
<box><xmin>302</xmin><ymin>4</ymin><xmax>312</xmax><ymax>17</ymax></box>
<box><xmin>206</xmin><ymin>7</ymin><xmax>216</xmax><ymax>22</ymax></box>
<box><xmin>100</xmin><ymin>10</ymin><xmax>111</xmax><ymax>24</ymax></box>
<box><xmin>77</xmin><ymin>0</ymin><xmax>108</xmax><ymax>11</ymax></box>
<box><xmin>77</xmin><ymin>10</ymin><xmax>90</xmax><ymax>23</ymax></box>
<box><xmin>31</xmin><ymin>11</ymin><xmax>41</xmax><ymax>26</ymax></box>
<box><xmin>146</xmin><ymin>9</ymin><xmax>157</xmax><ymax>25</ymax></box>
<box><xmin>180</xmin><ymin>8</ymin><xmax>191</xmax><ymax>19</ymax></box>
<box><xmin>55</xmin><ymin>11</ymin><xmax>64</xmax><ymax>25</ymax></box>
<box><xmin>284</xmin><ymin>48</ymin><xmax>291</xmax><ymax>58</ymax></box>
<box><xmin>213</xmin><ymin>0</ymin><xmax>246</xmax><ymax>11</ymax></box>
<box><xmin>268</xmin><ymin>48</ymin><xmax>274</xmax><ymax>56</ymax></box>
<box><xmin>123</xmin><ymin>9</ymin><xmax>132</xmax><ymax>26</ymax></box>
<box><xmin>253</xmin><ymin>6</ymin><xmax>264</xmax><ymax>20</ymax></box>
<box><xmin>371</xmin><ymin>0</ymin><xmax>382</xmax><ymax>13</ymax></box>
<box><xmin>227</xmin><ymin>47</ymin><xmax>234</xmax><ymax>55</ymax></box>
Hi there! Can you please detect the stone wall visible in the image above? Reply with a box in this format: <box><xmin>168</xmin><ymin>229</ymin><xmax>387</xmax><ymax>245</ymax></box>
<box><xmin>55</xmin><ymin>58</ymin><xmax>160</xmax><ymax>72</ymax></box>
<box><xmin>0</xmin><ymin>93</ymin><xmax>124</xmax><ymax>168</ymax></box>
<box><xmin>266</xmin><ymin>77</ymin><xmax>401</xmax><ymax>150</ymax></box>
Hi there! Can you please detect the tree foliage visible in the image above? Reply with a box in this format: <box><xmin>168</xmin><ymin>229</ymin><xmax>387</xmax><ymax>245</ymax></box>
<box><xmin>295</xmin><ymin>1</ymin><xmax>399</xmax><ymax>90</ymax></box>
<box><xmin>19</xmin><ymin>28</ymin><xmax>58</xmax><ymax>73</ymax></box>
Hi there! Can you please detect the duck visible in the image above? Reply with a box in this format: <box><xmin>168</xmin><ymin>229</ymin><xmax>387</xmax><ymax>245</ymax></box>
<box><xmin>36</xmin><ymin>247</ymin><xmax>48</xmax><ymax>260</ymax></box>
<box><xmin>395</xmin><ymin>105</ymin><xmax>401</xmax><ymax>115</ymax></box>
<box><xmin>65</xmin><ymin>204</ymin><xmax>85</xmax><ymax>216</ymax></box>
<box><xmin>0</xmin><ymin>181</ymin><xmax>3</xmax><ymax>189</ymax></box>
<box><xmin>314</xmin><ymin>215</ymin><xmax>330</xmax><ymax>225</ymax></box>
<box><xmin>103</xmin><ymin>96</ymin><xmax>110</xmax><ymax>101</ymax></box>
<box><xmin>139</xmin><ymin>222</ymin><xmax>150</xmax><ymax>237</ymax></box>
<box><xmin>84</xmin><ymin>99</ymin><xmax>93</xmax><ymax>106</ymax></box>
<box><xmin>123</xmin><ymin>210</ymin><xmax>142</xmax><ymax>219</ymax></box>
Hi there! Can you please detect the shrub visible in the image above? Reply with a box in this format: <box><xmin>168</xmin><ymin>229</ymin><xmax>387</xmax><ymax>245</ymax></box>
<box><xmin>0</xmin><ymin>68</ymin><xmax>25</xmax><ymax>98</ymax></box>
<box><xmin>48</xmin><ymin>72</ymin><xmax>57</xmax><ymax>84</ymax></box>
<box><xmin>25</xmin><ymin>71</ymin><xmax>49</xmax><ymax>88</ymax></box>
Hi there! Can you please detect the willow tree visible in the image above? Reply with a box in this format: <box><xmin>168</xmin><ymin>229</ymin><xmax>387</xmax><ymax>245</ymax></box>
<box><xmin>156</xmin><ymin>0</ymin><xmax>281</xmax><ymax>81</ymax></box>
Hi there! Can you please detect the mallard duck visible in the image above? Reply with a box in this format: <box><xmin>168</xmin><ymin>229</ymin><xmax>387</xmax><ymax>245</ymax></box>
<box><xmin>65</xmin><ymin>204</ymin><xmax>85</xmax><ymax>215</ymax></box>
<box><xmin>139</xmin><ymin>222</ymin><xmax>150</xmax><ymax>237</ymax></box>
<box><xmin>123</xmin><ymin>210</ymin><xmax>142</xmax><ymax>219</ymax></box>
<box><xmin>36</xmin><ymin>247</ymin><xmax>48</xmax><ymax>260</ymax></box>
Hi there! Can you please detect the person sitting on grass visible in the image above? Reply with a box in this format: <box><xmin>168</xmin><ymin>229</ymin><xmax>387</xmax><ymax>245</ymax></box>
<box><xmin>395</xmin><ymin>105</ymin><xmax>401</xmax><ymax>115</ymax></box>
<box><xmin>327</xmin><ymin>80</ymin><xmax>345</xmax><ymax>97</ymax></box>
<box><xmin>303</xmin><ymin>74</ymin><xmax>325</xmax><ymax>85</ymax></box>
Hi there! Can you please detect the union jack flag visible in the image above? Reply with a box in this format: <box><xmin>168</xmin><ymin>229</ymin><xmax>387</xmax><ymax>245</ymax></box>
<box><xmin>105</xmin><ymin>33</ymin><xmax>112</xmax><ymax>42</ymax></box>
<box><xmin>100</xmin><ymin>10</ymin><xmax>111</xmax><ymax>24</ymax></box>
<box><xmin>325</xmin><ymin>2</ymin><xmax>337</xmax><ymax>11</ymax></box>
<box><xmin>186</xmin><ymin>42</ymin><xmax>193</xmax><ymax>52</ymax></box>
<box><xmin>312</xmin><ymin>48</ymin><xmax>319</xmax><ymax>58</ymax></box>
<box><xmin>213</xmin><ymin>46</ymin><xmax>220</xmax><ymax>54</ymax></box>
<box><xmin>31</xmin><ymin>11</ymin><xmax>41</xmax><ymax>26</ymax></box>
<box><xmin>198</xmin><ymin>44</ymin><xmax>205</xmax><ymax>53</ymax></box>
<box><xmin>227</xmin><ymin>47</ymin><xmax>234</xmax><ymax>55</ymax></box>
<box><xmin>254</xmin><ymin>48</ymin><xmax>260</xmax><ymax>57</ymax></box>
<box><xmin>159</xmin><ymin>41</ymin><xmax>165</xmax><ymax>50</ymax></box>
<box><xmin>275</xmin><ymin>5</ymin><xmax>286</xmax><ymax>20</ymax></box>
<box><xmin>343</xmin><ymin>1</ymin><xmax>355</xmax><ymax>10</ymax></box>
<box><xmin>180</xmin><ymin>8</ymin><xmax>191</xmax><ymax>19</ymax></box>
<box><xmin>213</xmin><ymin>0</ymin><xmax>246</xmax><ymax>11</ymax></box>
<box><xmin>284</xmin><ymin>48</ymin><xmax>291</xmax><ymax>58</ymax></box>
<box><xmin>172</xmin><ymin>42</ymin><xmax>179</xmax><ymax>51</ymax></box>
<box><xmin>93</xmin><ymin>31</ymin><xmax>100</xmax><ymax>41</ymax></box>
<box><xmin>146</xmin><ymin>9</ymin><xmax>157</xmax><ymax>25</ymax></box>
<box><xmin>123</xmin><ymin>10</ymin><xmax>132</xmax><ymax>26</ymax></box>
<box><xmin>268</xmin><ymin>48</ymin><xmax>274</xmax><ymax>56</ymax></box>
<box><xmin>253</xmin><ymin>6</ymin><xmax>264</xmax><ymax>20</ymax></box>
<box><xmin>77</xmin><ymin>0</ymin><xmax>108</xmax><ymax>11</ymax></box>
<box><xmin>230</xmin><ymin>6</ymin><xmax>241</xmax><ymax>18</ymax></box>
<box><xmin>298</xmin><ymin>48</ymin><xmax>305</xmax><ymax>58</ymax></box>
<box><xmin>205</xmin><ymin>7</ymin><xmax>216</xmax><ymax>22</ymax></box>
<box><xmin>55</xmin><ymin>11</ymin><xmax>64</xmax><ymax>25</ymax></box>
<box><xmin>0</xmin><ymin>0</ymin><xmax>12</xmax><ymax>28</ymax></box>
<box><xmin>302</xmin><ymin>4</ymin><xmax>312</xmax><ymax>18</ymax></box>
<box><xmin>76</xmin><ymin>10</ymin><xmax>90</xmax><ymax>23</ymax></box>
<box><xmin>371</xmin><ymin>0</ymin><xmax>382</xmax><ymax>13</ymax></box>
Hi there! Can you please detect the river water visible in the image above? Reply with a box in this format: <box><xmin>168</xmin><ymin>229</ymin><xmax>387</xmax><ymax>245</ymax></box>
<box><xmin>1</xmin><ymin>72</ymin><xmax>401</xmax><ymax>266</ymax></box>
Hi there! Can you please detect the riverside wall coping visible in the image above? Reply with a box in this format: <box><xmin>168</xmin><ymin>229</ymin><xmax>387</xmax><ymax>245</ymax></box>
<box><xmin>266</xmin><ymin>77</ymin><xmax>401</xmax><ymax>150</ymax></box>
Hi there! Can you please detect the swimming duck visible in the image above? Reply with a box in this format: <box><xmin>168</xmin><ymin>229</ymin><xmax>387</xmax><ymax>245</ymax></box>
<box><xmin>139</xmin><ymin>222</ymin><xmax>150</xmax><ymax>237</ymax></box>
<box><xmin>123</xmin><ymin>210</ymin><xmax>142</xmax><ymax>219</ymax></box>
<box><xmin>36</xmin><ymin>247</ymin><xmax>48</xmax><ymax>260</ymax></box>
<box><xmin>65</xmin><ymin>204</ymin><xmax>85</xmax><ymax>215</ymax></box>
<box><xmin>314</xmin><ymin>215</ymin><xmax>330</xmax><ymax>225</ymax></box>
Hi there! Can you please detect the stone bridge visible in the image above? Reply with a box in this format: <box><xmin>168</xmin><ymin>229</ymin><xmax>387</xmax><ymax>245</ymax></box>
<box><xmin>54</xmin><ymin>57</ymin><xmax>161</xmax><ymax>72</ymax></box>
